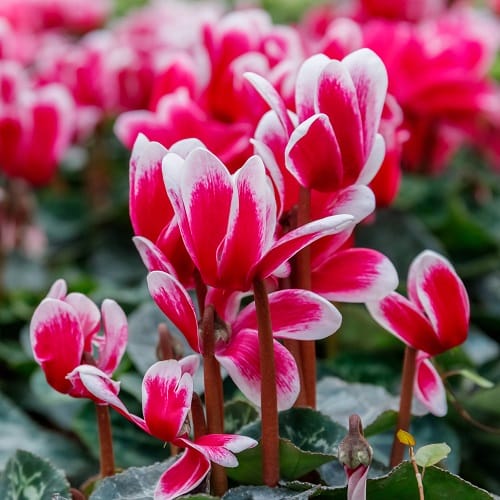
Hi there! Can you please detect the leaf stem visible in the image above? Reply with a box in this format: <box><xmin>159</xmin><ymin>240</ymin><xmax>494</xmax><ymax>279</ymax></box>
<box><xmin>408</xmin><ymin>445</ymin><xmax>425</xmax><ymax>500</ymax></box>
<box><xmin>253</xmin><ymin>276</ymin><xmax>280</xmax><ymax>486</ymax></box>
<box><xmin>200</xmin><ymin>304</ymin><xmax>227</xmax><ymax>495</ymax></box>
<box><xmin>95</xmin><ymin>403</ymin><xmax>115</xmax><ymax>477</ymax></box>
<box><xmin>390</xmin><ymin>346</ymin><xmax>417</xmax><ymax>467</ymax></box>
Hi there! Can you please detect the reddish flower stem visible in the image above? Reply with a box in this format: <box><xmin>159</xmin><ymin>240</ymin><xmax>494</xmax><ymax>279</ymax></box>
<box><xmin>95</xmin><ymin>404</ymin><xmax>115</xmax><ymax>477</ymax></box>
<box><xmin>194</xmin><ymin>268</ymin><xmax>207</xmax><ymax>318</ymax></box>
<box><xmin>390</xmin><ymin>346</ymin><xmax>418</xmax><ymax>467</ymax></box>
<box><xmin>200</xmin><ymin>304</ymin><xmax>227</xmax><ymax>495</ymax></box>
<box><xmin>191</xmin><ymin>393</ymin><xmax>208</xmax><ymax>440</ymax></box>
<box><xmin>253</xmin><ymin>276</ymin><xmax>280</xmax><ymax>486</ymax></box>
<box><xmin>294</xmin><ymin>186</ymin><xmax>316</xmax><ymax>408</ymax></box>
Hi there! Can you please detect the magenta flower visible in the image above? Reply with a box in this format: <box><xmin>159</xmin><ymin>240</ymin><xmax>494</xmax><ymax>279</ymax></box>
<box><xmin>162</xmin><ymin>145</ymin><xmax>354</xmax><ymax>291</ymax></box>
<box><xmin>29</xmin><ymin>279</ymin><xmax>127</xmax><ymax>398</ymax></box>
<box><xmin>366</xmin><ymin>250</ymin><xmax>470</xmax><ymax>414</ymax></box>
<box><xmin>73</xmin><ymin>359</ymin><xmax>257</xmax><ymax>500</ymax></box>
<box><xmin>147</xmin><ymin>270</ymin><xmax>342</xmax><ymax>410</ymax></box>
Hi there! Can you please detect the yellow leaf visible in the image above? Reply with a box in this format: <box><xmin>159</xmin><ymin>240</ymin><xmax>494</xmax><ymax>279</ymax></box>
<box><xmin>396</xmin><ymin>429</ymin><xmax>416</xmax><ymax>446</ymax></box>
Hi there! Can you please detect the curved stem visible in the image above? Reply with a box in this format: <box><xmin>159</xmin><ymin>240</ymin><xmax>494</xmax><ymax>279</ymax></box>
<box><xmin>253</xmin><ymin>276</ymin><xmax>279</xmax><ymax>486</ymax></box>
<box><xmin>95</xmin><ymin>404</ymin><xmax>115</xmax><ymax>477</ymax></box>
<box><xmin>390</xmin><ymin>346</ymin><xmax>417</xmax><ymax>467</ymax></box>
<box><xmin>200</xmin><ymin>304</ymin><xmax>227</xmax><ymax>495</ymax></box>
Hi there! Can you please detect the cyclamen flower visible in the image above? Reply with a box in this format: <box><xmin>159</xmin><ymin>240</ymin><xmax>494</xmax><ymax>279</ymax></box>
<box><xmin>30</xmin><ymin>279</ymin><xmax>127</xmax><ymax>398</ymax></box>
<box><xmin>72</xmin><ymin>359</ymin><xmax>257</xmax><ymax>500</ymax></box>
<box><xmin>366</xmin><ymin>250</ymin><xmax>470</xmax><ymax>415</ymax></box>
<box><xmin>147</xmin><ymin>270</ymin><xmax>342</xmax><ymax>410</ymax></box>
<box><xmin>162</xmin><ymin>145</ymin><xmax>354</xmax><ymax>291</ymax></box>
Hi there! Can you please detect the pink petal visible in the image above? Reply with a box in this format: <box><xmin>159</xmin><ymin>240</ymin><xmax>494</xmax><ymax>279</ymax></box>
<box><xmin>356</xmin><ymin>133</ymin><xmax>385</xmax><ymax>185</ymax></box>
<box><xmin>46</xmin><ymin>279</ymin><xmax>67</xmax><ymax>300</ymax></box>
<box><xmin>408</xmin><ymin>250</ymin><xmax>469</xmax><ymax>352</ymax></box>
<box><xmin>205</xmin><ymin>288</ymin><xmax>247</xmax><ymax>325</ymax></box>
<box><xmin>346</xmin><ymin>464</ymin><xmax>369</xmax><ymax>500</ymax></box>
<box><xmin>64</xmin><ymin>292</ymin><xmax>101</xmax><ymax>351</ymax></box>
<box><xmin>96</xmin><ymin>299</ymin><xmax>128</xmax><ymax>375</ymax></box>
<box><xmin>234</xmin><ymin>289</ymin><xmax>342</xmax><ymax>340</ymax></box>
<box><xmin>30</xmin><ymin>298</ymin><xmax>83</xmax><ymax>394</ymax></box>
<box><xmin>366</xmin><ymin>293</ymin><xmax>443</xmax><ymax>355</ymax></box>
<box><xmin>142</xmin><ymin>360</ymin><xmax>193</xmax><ymax>442</ymax></box>
<box><xmin>312</xmin><ymin>248</ymin><xmax>398</xmax><ymax>302</ymax></box>
<box><xmin>164</xmin><ymin>149</ymin><xmax>233</xmax><ymax>286</ymax></box>
<box><xmin>244</xmin><ymin>71</ymin><xmax>294</xmax><ymax>136</ymax></box>
<box><xmin>215</xmin><ymin>329</ymin><xmax>299</xmax><ymax>410</ymax></box>
<box><xmin>343</xmin><ymin>48</ymin><xmax>388</xmax><ymax>160</ymax></box>
<box><xmin>414</xmin><ymin>354</ymin><xmax>447</xmax><ymax>417</ymax></box>
<box><xmin>217</xmin><ymin>155</ymin><xmax>276</xmax><ymax>290</ymax></box>
<box><xmin>147</xmin><ymin>270</ymin><xmax>200</xmax><ymax>352</ymax></box>
<box><xmin>133</xmin><ymin>236</ymin><xmax>177</xmax><ymax>275</ymax></box>
<box><xmin>182</xmin><ymin>434</ymin><xmax>257</xmax><ymax>467</ymax></box>
<box><xmin>295</xmin><ymin>54</ymin><xmax>330</xmax><ymax>122</ymax></box>
<box><xmin>256</xmin><ymin>214</ymin><xmax>354</xmax><ymax>281</ymax></box>
<box><xmin>316</xmin><ymin>59</ymin><xmax>364</xmax><ymax>183</ymax></box>
<box><xmin>178</xmin><ymin>354</ymin><xmax>201</xmax><ymax>378</ymax></box>
<box><xmin>285</xmin><ymin>113</ymin><xmax>343</xmax><ymax>192</ymax></box>
<box><xmin>129</xmin><ymin>133</ymin><xmax>171</xmax><ymax>241</ymax></box>
<box><xmin>154</xmin><ymin>446</ymin><xmax>210</xmax><ymax>500</ymax></box>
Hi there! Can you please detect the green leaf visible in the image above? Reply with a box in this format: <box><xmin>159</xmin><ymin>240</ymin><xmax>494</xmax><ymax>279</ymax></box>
<box><xmin>222</xmin><ymin>484</ymin><xmax>317</xmax><ymax>499</ymax></box>
<box><xmin>450</xmin><ymin>369</ymin><xmax>494</xmax><ymax>389</ymax></box>
<box><xmin>90</xmin><ymin>460</ymin><xmax>174</xmax><ymax>500</ymax></box>
<box><xmin>0</xmin><ymin>450</ymin><xmax>70</xmax><ymax>500</ymax></box>
<box><xmin>415</xmin><ymin>443</ymin><xmax>451</xmax><ymax>468</ymax></box>
<box><xmin>228</xmin><ymin>408</ymin><xmax>343</xmax><ymax>483</ymax></box>
<box><xmin>224</xmin><ymin>400</ymin><xmax>259</xmax><ymax>434</ymax></box>
<box><xmin>0</xmin><ymin>391</ymin><xmax>92</xmax><ymax>481</ymax></box>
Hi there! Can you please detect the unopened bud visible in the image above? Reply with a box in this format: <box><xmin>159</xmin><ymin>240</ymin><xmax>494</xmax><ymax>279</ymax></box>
<box><xmin>338</xmin><ymin>414</ymin><xmax>373</xmax><ymax>470</ymax></box>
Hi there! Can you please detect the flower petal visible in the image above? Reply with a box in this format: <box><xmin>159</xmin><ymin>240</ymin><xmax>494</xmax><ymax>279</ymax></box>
<box><xmin>46</xmin><ymin>279</ymin><xmax>67</xmax><ymax>300</ymax></box>
<box><xmin>408</xmin><ymin>250</ymin><xmax>470</xmax><ymax>352</ymax></box>
<box><xmin>366</xmin><ymin>293</ymin><xmax>443</xmax><ymax>355</ymax></box>
<box><xmin>414</xmin><ymin>354</ymin><xmax>447</xmax><ymax>417</ymax></box>
<box><xmin>147</xmin><ymin>270</ymin><xmax>200</xmax><ymax>352</ymax></box>
<box><xmin>30</xmin><ymin>298</ymin><xmax>83</xmax><ymax>394</ymax></box>
<box><xmin>142</xmin><ymin>360</ymin><xmax>193</xmax><ymax>442</ymax></box>
<box><xmin>133</xmin><ymin>236</ymin><xmax>177</xmax><ymax>275</ymax></box>
<box><xmin>96</xmin><ymin>299</ymin><xmax>128</xmax><ymax>375</ymax></box>
<box><xmin>64</xmin><ymin>292</ymin><xmax>101</xmax><ymax>351</ymax></box>
<box><xmin>154</xmin><ymin>446</ymin><xmax>210</xmax><ymax>500</ymax></box>
<box><xmin>234</xmin><ymin>289</ymin><xmax>342</xmax><ymax>340</ymax></box>
<box><xmin>312</xmin><ymin>248</ymin><xmax>398</xmax><ymax>302</ymax></box>
<box><xmin>217</xmin><ymin>155</ymin><xmax>276</xmax><ymax>290</ymax></box>
<box><xmin>129</xmin><ymin>134</ymin><xmax>171</xmax><ymax>241</ymax></box>
<box><xmin>285</xmin><ymin>113</ymin><xmax>343</xmax><ymax>192</ymax></box>
<box><xmin>256</xmin><ymin>214</ymin><xmax>354</xmax><ymax>280</ymax></box>
<box><xmin>346</xmin><ymin>464</ymin><xmax>369</xmax><ymax>500</ymax></box>
<box><xmin>215</xmin><ymin>329</ymin><xmax>299</xmax><ymax>410</ymax></box>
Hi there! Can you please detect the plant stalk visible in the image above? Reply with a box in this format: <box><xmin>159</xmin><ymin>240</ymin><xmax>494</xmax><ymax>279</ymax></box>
<box><xmin>95</xmin><ymin>404</ymin><xmax>115</xmax><ymax>477</ymax></box>
<box><xmin>253</xmin><ymin>276</ymin><xmax>280</xmax><ymax>486</ymax></box>
<box><xmin>390</xmin><ymin>346</ymin><xmax>418</xmax><ymax>467</ymax></box>
<box><xmin>200</xmin><ymin>304</ymin><xmax>227</xmax><ymax>495</ymax></box>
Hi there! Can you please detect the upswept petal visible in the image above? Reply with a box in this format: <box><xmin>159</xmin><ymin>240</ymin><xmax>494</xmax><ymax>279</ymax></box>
<box><xmin>316</xmin><ymin>60</ymin><xmax>364</xmax><ymax>182</ymax></box>
<box><xmin>215</xmin><ymin>329</ymin><xmax>299</xmax><ymax>410</ymax></box>
<box><xmin>256</xmin><ymin>214</ymin><xmax>355</xmax><ymax>281</ymax></box>
<box><xmin>133</xmin><ymin>236</ymin><xmax>177</xmax><ymax>275</ymax></box>
<box><xmin>312</xmin><ymin>248</ymin><xmax>398</xmax><ymax>302</ymax></box>
<box><xmin>176</xmin><ymin>434</ymin><xmax>257</xmax><ymax>468</ymax></box>
<box><xmin>178</xmin><ymin>354</ymin><xmax>201</xmax><ymax>378</ymax></box>
<box><xmin>356</xmin><ymin>133</ymin><xmax>386</xmax><ymax>186</ymax></box>
<box><xmin>30</xmin><ymin>299</ymin><xmax>84</xmax><ymax>394</ymax></box>
<box><xmin>366</xmin><ymin>293</ymin><xmax>443</xmax><ymax>355</ymax></box>
<box><xmin>96</xmin><ymin>299</ymin><xmax>128</xmax><ymax>375</ymax></box>
<box><xmin>64</xmin><ymin>292</ymin><xmax>100</xmax><ymax>351</ymax></box>
<box><xmin>243</xmin><ymin>72</ymin><xmax>294</xmax><ymax>136</ymax></box>
<box><xmin>142</xmin><ymin>360</ymin><xmax>193</xmax><ymax>443</ymax></box>
<box><xmin>233</xmin><ymin>289</ymin><xmax>342</xmax><ymax>340</ymax></box>
<box><xmin>129</xmin><ymin>133</ymin><xmax>171</xmax><ymax>241</ymax></box>
<box><xmin>46</xmin><ymin>279</ymin><xmax>67</xmax><ymax>299</ymax></box>
<box><xmin>343</xmin><ymin>48</ymin><xmax>388</xmax><ymax>160</ymax></box>
<box><xmin>295</xmin><ymin>53</ymin><xmax>330</xmax><ymax>122</ymax></box>
<box><xmin>147</xmin><ymin>271</ymin><xmax>200</xmax><ymax>352</ymax></box>
<box><xmin>205</xmin><ymin>288</ymin><xmax>247</xmax><ymax>325</ymax></box>
<box><xmin>165</xmin><ymin>148</ymin><xmax>233</xmax><ymax>285</ymax></box>
<box><xmin>285</xmin><ymin>113</ymin><xmax>343</xmax><ymax>192</ymax></box>
<box><xmin>154</xmin><ymin>446</ymin><xmax>210</xmax><ymax>500</ymax></box>
<box><xmin>408</xmin><ymin>250</ymin><xmax>469</xmax><ymax>352</ymax></box>
<box><xmin>414</xmin><ymin>353</ymin><xmax>447</xmax><ymax>417</ymax></box>
<box><xmin>217</xmin><ymin>155</ymin><xmax>276</xmax><ymax>290</ymax></box>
